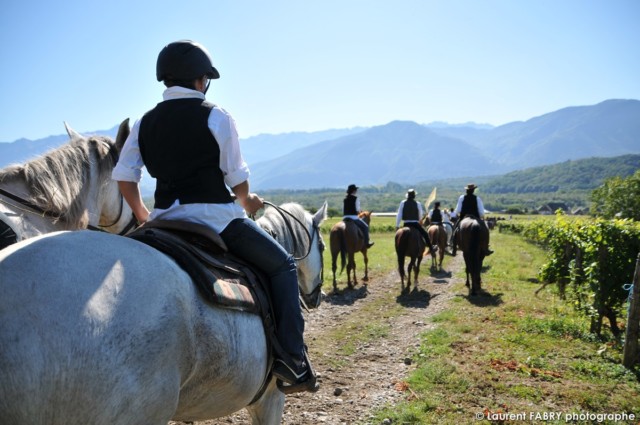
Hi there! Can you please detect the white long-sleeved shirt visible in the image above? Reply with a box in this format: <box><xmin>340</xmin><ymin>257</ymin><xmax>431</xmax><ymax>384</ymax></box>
<box><xmin>395</xmin><ymin>199</ymin><xmax>424</xmax><ymax>228</ymax></box>
<box><xmin>451</xmin><ymin>194</ymin><xmax>485</xmax><ymax>219</ymax></box>
<box><xmin>112</xmin><ymin>86</ymin><xmax>250</xmax><ymax>233</ymax></box>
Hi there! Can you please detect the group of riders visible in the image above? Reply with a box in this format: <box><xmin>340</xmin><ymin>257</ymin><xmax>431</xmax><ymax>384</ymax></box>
<box><xmin>109</xmin><ymin>39</ymin><xmax>492</xmax><ymax>396</ymax></box>
<box><xmin>346</xmin><ymin>183</ymin><xmax>494</xmax><ymax>258</ymax></box>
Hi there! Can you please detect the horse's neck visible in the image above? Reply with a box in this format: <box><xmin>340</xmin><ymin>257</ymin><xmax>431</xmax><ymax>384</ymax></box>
<box><xmin>0</xmin><ymin>171</ymin><xmax>98</xmax><ymax>233</ymax></box>
<box><xmin>0</xmin><ymin>179</ymin><xmax>67</xmax><ymax>237</ymax></box>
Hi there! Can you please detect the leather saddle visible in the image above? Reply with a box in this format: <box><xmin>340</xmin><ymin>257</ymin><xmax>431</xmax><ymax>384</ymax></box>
<box><xmin>128</xmin><ymin>219</ymin><xmax>272</xmax><ymax>316</ymax></box>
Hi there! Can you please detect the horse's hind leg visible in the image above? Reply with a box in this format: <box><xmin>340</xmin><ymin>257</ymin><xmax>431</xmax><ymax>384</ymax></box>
<box><xmin>362</xmin><ymin>251</ymin><xmax>369</xmax><ymax>283</ymax></box>
<box><xmin>347</xmin><ymin>254</ymin><xmax>356</xmax><ymax>289</ymax></box>
<box><xmin>397</xmin><ymin>254</ymin><xmax>406</xmax><ymax>288</ymax></box>
<box><xmin>331</xmin><ymin>252</ymin><xmax>339</xmax><ymax>292</ymax></box>
<box><xmin>406</xmin><ymin>257</ymin><xmax>415</xmax><ymax>289</ymax></box>
<box><xmin>246</xmin><ymin>380</ymin><xmax>285</xmax><ymax>425</ymax></box>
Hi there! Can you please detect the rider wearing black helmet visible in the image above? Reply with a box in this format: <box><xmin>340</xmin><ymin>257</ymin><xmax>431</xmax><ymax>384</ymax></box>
<box><xmin>113</xmin><ymin>40</ymin><xmax>318</xmax><ymax>393</ymax></box>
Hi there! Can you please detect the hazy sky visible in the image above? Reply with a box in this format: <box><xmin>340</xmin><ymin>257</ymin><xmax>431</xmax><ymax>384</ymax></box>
<box><xmin>1</xmin><ymin>0</ymin><xmax>638</xmax><ymax>142</ymax></box>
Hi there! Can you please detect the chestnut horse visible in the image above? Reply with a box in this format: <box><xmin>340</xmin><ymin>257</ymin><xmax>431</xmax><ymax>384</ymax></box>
<box><xmin>427</xmin><ymin>224</ymin><xmax>447</xmax><ymax>271</ymax></box>
<box><xmin>330</xmin><ymin>211</ymin><xmax>372</xmax><ymax>291</ymax></box>
<box><xmin>456</xmin><ymin>216</ymin><xmax>488</xmax><ymax>296</ymax></box>
<box><xmin>395</xmin><ymin>226</ymin><xmax>425</xmax><ymax>291</ymax></box>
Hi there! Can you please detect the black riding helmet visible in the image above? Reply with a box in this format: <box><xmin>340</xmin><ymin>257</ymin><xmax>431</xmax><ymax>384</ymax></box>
<box><xmin>156</xmin><ymin>40</ymin><xmax>220</xmax><ymax>82</ymax></box>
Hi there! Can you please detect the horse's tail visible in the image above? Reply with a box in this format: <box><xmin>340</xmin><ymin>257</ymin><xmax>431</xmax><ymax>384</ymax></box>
<box><xmin>395</xmin><ymin>230</ymin><xmax>406</xmax><ymax>279</ymax></box>
<box><xmin>468</xmin><ymin>221</ymin><xmax>482</xmax><ymax>273</ymax></box>
<box><xmin>395</xmin><ymin>230</ymin><xmax>405</xmax><ymax>259</ymax></box>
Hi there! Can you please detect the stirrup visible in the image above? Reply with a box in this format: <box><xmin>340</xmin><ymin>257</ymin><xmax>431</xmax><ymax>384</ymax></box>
<box><xmin>274</xmin><ymin>347</ymin><xmax>319</xmax><ymax>394</ymax></box>
<box><xmin>276</xmin><ymin>374</ymin><xmax>319</xmax><ymax>394</ymax></box>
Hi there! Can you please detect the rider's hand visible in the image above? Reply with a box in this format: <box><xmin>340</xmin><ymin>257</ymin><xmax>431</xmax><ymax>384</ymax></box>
<box><xmin>242</xmin><ymin>193</ymin><xmax>264</xmax><ymax>216</ymax></box>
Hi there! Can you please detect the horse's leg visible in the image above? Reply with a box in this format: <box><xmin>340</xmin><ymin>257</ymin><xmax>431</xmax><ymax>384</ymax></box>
<box><xmin>478</xmin><ymin>253</ymin><xmax>486</xmax><ymax>290</ymax></box>
<box><xmin>331</xmin><ymin>249</ymin><xmax>339</xmax><ymax>292</ymax></box>
<box><xmin>416</xmin><ymin>254</ymin><xmax>422</xmax><ymax>285</ymax></box>
<box><xmin>347</xmin><ymin>252</ymin><xmax>356</xmax><ymax>289</ymax></box>
<box><xmin>463</xmin><ymin>252</ymin><xmax>471</xmax><ymax>290</ymax></box>
<box><xmin>397</xmin><ymin>252</ymin><xmax>406</xmax><ymax>287</ymax></box>
<box><xmin>246</xmin><ymin>379</ymin><xmax>285</xmax><ymax>425</ymax></box>
<box><xmin>407</xmin><ymin>256</ymin><xmax>415</xmax><ymax>289</ymax></box>
<box><xmin>362</xmin><ymin>250</ymin><xmax>369</xmax><ymax>283</ymax></box>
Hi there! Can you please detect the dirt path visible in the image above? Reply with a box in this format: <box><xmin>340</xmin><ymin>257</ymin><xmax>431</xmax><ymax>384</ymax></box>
<box><xmin>175</xmin><ymin>254</ymin><xmax>464</xmax><ymax>425</ymax></box>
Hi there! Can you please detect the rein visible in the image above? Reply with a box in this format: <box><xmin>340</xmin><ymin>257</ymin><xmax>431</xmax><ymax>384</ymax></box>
<box><xmin>261</xmin><ymin>201</ymin><xmax>325</xmax><ymax>308</ymax></box>
<box><xmin>0</xmin><ymin>187</ymin><xmax>136</xmax><ymax>236</ymax></box>
<box><xmin>0</xmin><ymin>187</ymin><xmax>60</xmax><ymax>219</ymax></box>
<box><xmin>262</xmin><ymin>200</ymin><xmax>315</xmax><ymax>261</ymax></box>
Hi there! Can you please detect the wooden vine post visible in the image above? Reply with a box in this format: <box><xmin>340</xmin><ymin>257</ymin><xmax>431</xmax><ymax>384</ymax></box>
<box><xmin>623</xmin><ymin>253</ymin><xmax>640</xmax><ymax>368</ymax></box>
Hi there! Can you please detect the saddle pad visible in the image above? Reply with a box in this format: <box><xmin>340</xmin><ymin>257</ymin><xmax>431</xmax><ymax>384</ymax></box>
<box><xmin>129</xmin><ymin>227</ymin><xmax>269</xmax><ymax>314</ymax></box>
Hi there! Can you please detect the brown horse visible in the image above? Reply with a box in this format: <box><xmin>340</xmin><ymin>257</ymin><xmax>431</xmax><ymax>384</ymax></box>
<box><xmin>330</xmin><ymin>211</ymin><xmax>372</xmax><ymax>291</ymax></box>
<box><xmin>427</xmin><ymin>223</ymin><xmax>447</xmax><ymax>271</ymax></box>
<box><xmin>456</xmin><ymin>216</ymin><xmax>489</xmax><ymax>296</ymax></box>
<box><xmin>395</xmin><ymin>226</ymin><xmax>425</xmax><ymax>291</ymax></box>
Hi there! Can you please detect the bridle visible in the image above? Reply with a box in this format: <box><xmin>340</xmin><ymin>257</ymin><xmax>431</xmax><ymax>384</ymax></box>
<box><xmin>262</xmin><ymin>201</ymin><xmax>325</xmax><ymax>306</ymax></box>
<box><xmin>0</xmin><ymin>187</ymin><xmax>137</xmax><ymax>236</ymax></box>
<box><xmin>91</xmin><ymin>192</ymin><xmax>139</xmax><ymax>235</ymax></box>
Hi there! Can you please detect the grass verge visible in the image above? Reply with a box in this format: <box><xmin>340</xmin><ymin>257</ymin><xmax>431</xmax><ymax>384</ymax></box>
<box><xmin>369</xmin><ymin>230</ymin><xmax>640</xmax><ymax>425</ymax></box>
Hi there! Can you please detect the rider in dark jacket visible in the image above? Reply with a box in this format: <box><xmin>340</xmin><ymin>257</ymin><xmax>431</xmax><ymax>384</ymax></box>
<box><xmin>113</xmin><ymin>40</ymin><xmax>317</xmax><ymax>393</ymax></box>
<box><xmin>343</xmin><ymin>184</ymin><xmax>374</xmax><ymax>248</ymax></box>
<box><xmin>451</xmin><ymin>183</ymin><xmax>493</xmax><ymax>256</ymax></box>
<box><xmin>395</xmin><ymin>189</ymin><xmax>431</xmax><ymax>252</ymax></box>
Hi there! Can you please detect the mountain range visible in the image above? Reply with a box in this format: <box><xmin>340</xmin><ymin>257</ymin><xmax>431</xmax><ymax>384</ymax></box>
<box><xmin>249</xmin><ymin>99</ymin><xmax>640</xmax><ymax>190</ymax></box>
<box><xmin>1</xmin><ymin>99</ymin><xmax>638</xmax><ymax>194</ymax></box>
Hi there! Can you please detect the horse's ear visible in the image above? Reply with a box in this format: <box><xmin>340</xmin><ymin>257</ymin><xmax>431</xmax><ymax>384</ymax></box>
<box><xmin>64</xmin><ymin>122</ymin><xmax>83</xmax><ymax>140</ymax></box>
<box><xmin>115</xmin><ymin>118</ymin><xmax>130</xmax><ymax>151</ymax></box>
<box><xmin>314</xmin><ymin>201</ymin><xmax>328</xmax><ymax>225</ymax></box>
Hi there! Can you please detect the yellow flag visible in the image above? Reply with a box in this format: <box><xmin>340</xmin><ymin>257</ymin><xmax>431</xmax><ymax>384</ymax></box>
<box><xmin>425</xmin><ymin>187</ymin><xmax>437</xmax><ymax>210</ymax></box>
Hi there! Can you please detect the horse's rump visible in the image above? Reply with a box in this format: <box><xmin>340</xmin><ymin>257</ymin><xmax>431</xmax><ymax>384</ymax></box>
<box><xmin>0</xmin><ymin>231</ymin><xmax>272</xmax><ymax>423</ymax></box>
<box><xmin>395</xmin><ymin>226</ymin><xmax>425</xmax><ymax>257</ymax></box>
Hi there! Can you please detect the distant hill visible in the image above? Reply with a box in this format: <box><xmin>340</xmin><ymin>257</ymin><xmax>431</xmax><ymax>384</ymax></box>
<box><xmin>483</xmin><ymin>154</ymin><xmax>640</xmax><ymax>193</ymax></box>
<box><xmin>250</xmin><ymin>120</ymin><xmax>505</xmax><ymax>190</ymax></box>
<box><xmin>241</xmin><ymin>128</ymin><xmax>366</xmax><ymax>165</ymax></box>
<box><xmin>0</xmin><ymin>124</ymin><xmax>122</xmax><ymax>167</ymax></box>
<box><xmin>260</xmin><ymin>154</ymin><xmax>640</xmax><ymax>214</ymax></box>
<box><xmin>448</xmin><ymin>99</ymin><xmax>640</xmax><ymax>168</ymax></box>
<box><xmin>1</xmin><ymin>99</ymin><xmax>638</xmax><ymax>195</ymax></box>
<box><xmin>249</xmin><ymin>99</ymin><xmax>639</xmax><ymax>190</ymax></box>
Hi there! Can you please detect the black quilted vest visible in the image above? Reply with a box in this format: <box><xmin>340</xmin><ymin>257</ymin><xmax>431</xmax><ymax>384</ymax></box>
<box><xmin>431</xmin><ymin>208</ymin><xmax>442</xmax><ymax>223</ymax></box>
<box><xmin>343</xmin><ymin>194</ymin><xmax>358</xmax><ymax>215</ymax></box>
<box><xmin>461</xmin><ymin>194</ymin><xmax>480</xmax><ymax>219</ymax></box>
<box><xmin>139</xmin><ymin>98</ymin><xmax>233</xmax><ymax>209</ymax></box>
<box><xmin>401</xmin><ymin>199</ymin><xmax>419</xmax><ymax>221</ymax></box>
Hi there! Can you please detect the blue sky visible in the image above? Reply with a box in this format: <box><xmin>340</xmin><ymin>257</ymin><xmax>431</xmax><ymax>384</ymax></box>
<box><xmin>0</xmin><ymin>0</ymin><xmax>638</xmax><ymax>142</ymax></box>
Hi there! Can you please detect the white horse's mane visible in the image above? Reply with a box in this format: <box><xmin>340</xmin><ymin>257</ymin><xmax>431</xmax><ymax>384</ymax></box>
<box><xmin>0</xmin><ymin>136</ymin><xmax>118</xmax><ymax>228</ymax></box>
<box><xmin>259</xmin><ymin>203</ymin><xmax>311</xmax><ymax>257</ymax></box>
